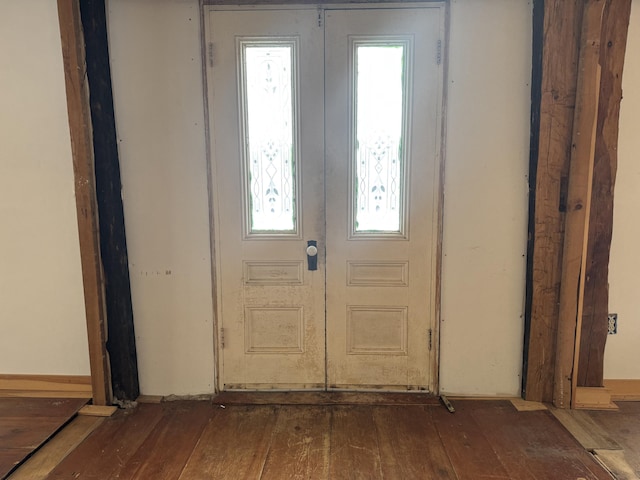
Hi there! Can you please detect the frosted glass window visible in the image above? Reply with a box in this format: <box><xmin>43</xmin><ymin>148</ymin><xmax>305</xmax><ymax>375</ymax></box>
<box><xmin>241</xmin><ymin>43</ymin><xmax>297</xmax><ymax>233</ymax></box>
<box><xmin>354</xmin><ymin>44</ymin><xmax>407</xmax><ymax>233</ymax></box>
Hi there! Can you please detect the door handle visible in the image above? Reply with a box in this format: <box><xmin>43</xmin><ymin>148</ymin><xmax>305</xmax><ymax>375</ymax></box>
<box><xmin>306</xmin><ymin>240</ymin><xmax>318</xmax><ymax>271</ymax></box>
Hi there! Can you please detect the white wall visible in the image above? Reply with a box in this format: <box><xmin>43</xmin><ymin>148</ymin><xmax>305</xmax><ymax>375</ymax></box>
<box><xmin>107</xmin><ymin>0</ymin><xmax>215</xmax><ymax>395</ymax></box>
<box><xmin>0</xmin><ymin>1</ymin><xmax>90</xmax><ymax>375</ymax></box>
<box><xmin>108</xmin><ymin>0</ymin><xmax>531</xmax><ymax>396</ymax></box>
<box><xmin>604</xmin><ymin>0</ymin><xmax>640</xmax><ymax>380</ymax></box>
<box><xmin>439</xmin><ymin>0</ymin><xmax>531</xmax><ymax>396</ymax></box>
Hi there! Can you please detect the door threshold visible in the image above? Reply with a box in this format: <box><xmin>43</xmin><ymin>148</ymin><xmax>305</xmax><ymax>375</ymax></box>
<box><xmin>213</xmin><ymin>391</ymin><xmax>439</xmax><ymax>406</ymax></box>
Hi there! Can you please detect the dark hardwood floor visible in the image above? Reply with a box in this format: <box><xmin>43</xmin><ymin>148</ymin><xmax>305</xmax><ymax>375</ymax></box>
<box><xmin>0</xmin><ymin>397</ymin><xmax>88</xmax><ymax>479</ymax></box>
<box><xmin>36</xmin><ymin>397</ymin><xmax>612</xmax><ymax>479</ymax></box>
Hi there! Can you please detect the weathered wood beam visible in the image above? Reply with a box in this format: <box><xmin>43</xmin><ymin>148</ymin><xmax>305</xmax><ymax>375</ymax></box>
<box><xmin>578</xmin><ymin>0</ymin><xmax>632</xmax><ymax>388</ymax></box>
<box><xmin>554</xmin><ymin>0</ymin><xmax>604</xmax><ymax>409</ymax></box>
<box><xmin>79</xmin><ymin>0</ymin><xmax>140</xmax><ymax>403</ymax></box>
<box><xmin>524</xmin><ymin>0</ymin><xmax>585</xmax><ymax>402</ymax></box>
<box><xmin>57</xmin><ymin>0</ymin><xmax>111</xmax><ymax>406</ymax></box>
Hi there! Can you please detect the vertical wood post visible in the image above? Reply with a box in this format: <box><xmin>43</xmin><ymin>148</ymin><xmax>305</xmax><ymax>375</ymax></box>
<box><xmin>57</xmin><ymin>0</ymin><xmax>111</xmax><ymax>406</ymax></box>
<box><xmin>524</xmin><ymin>0</ymin><xmax>585</xmax><ymax>402</ymax></box>
<box><xmin>554</xmin><ymin>0</ymin><xmax>605</xmax><ymax>409</ymax></box>
<box><xmin>578</xmin><ymin>0</ymin><xmax>633</xmax><ymax>388</ymax></box>
<box><xmin>79</xmin><ymin>0</ymin><xmax>140</xmax><ymax>403</ymax></box>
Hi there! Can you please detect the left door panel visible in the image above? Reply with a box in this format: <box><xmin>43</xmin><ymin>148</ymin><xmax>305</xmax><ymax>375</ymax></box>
<box><xmin>207</xmin><ymin>9</ymin><xmax>326</xmax><ymax>389</ymax></box>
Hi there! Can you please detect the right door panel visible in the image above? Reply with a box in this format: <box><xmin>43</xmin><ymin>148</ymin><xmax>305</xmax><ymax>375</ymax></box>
<box><xmin>325</xmin><ymin>7</ymin><xmax>443</xmax><ymax>390</ymax></box>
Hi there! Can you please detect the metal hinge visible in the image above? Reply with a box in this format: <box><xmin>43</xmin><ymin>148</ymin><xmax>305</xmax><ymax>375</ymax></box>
<box><xmin>428</xmin><ymin>328</ymin><xmax>433</xmax><ymax>351</ymax></box>
<box><xmin>208</xmin><ymin>42</ymin><xmax>214</xmax><ymax>68</ymax></box>
<box><xmin>317</xmin><ymin>5</ymin><xmax>323</xmax><ymax>27</ymax></box>
<box><xmin>436</xmin><ymin>40</ymin><xmax>442</xmax><ymax>66</ymax></box>
<box><xmin>220</xmin><ymin>328</ymin><xmax>225</xmax><ymax>348</ymax></box>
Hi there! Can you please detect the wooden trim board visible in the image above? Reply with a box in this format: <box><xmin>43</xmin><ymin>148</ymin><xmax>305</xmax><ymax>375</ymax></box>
<box><xmin>0</xmin><ymin>375</ymin><xmax>92</xmax><ymax>398</ymax></box>
<box><xmin>574</xmin><ymin>386</ymin><xmax>617</xmax><ymax>410</ymax></box>
<box><xmin>78</xmin><ymin>405</ymin><xmax>118</xmax><ymax>417</ymax></box>
<box><xmin>604</xmin><ymin>379</ymin><xmax>640</xmax><ymax>401</ymax></box>
<box><xmin>57</xmin><ymin>0</ymin><xmax>111</xmax><ymax>406</ymax></box>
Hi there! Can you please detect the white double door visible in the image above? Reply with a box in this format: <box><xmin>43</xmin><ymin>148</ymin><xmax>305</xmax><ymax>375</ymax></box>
<box><xmin>207</xmin><ymin>5</ymin><xmax>443</xmax><ymax>391</ymax></box>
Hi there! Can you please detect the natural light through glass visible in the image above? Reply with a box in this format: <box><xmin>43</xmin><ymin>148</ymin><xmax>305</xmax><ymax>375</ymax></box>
<box><xmin>355</xmin><ymin>44</ymin><xmax>405</xmax><ymax>233</ymax></box>
<box><xmin>243</xmin><ymin>44</ymin><xmax>296</xmax><ymax>233</ymax></box>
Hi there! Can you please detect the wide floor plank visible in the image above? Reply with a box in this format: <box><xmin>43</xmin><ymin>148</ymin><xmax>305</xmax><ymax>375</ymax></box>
<box><xmin>373</xmin><ymin>405</ymin><xmax>457</xmax><ymax>479</ymax></box>
<box><xmin>0</xmin><ymin>398</ymin><xmax>87</xmax><ymax>418</ymax></box>
<box><xmin>8</xmin><ymin>416</ymin><xmax>104</xmax><ymax>480</ymax></box>
<box><xmin>0</xmin><ymin>397</ymin><xmax>88</xmax><ymax>479</ymax></box>
<box><xmin>329</xmin><ymin>406</ymin><xmax>383</xmax><ymax>480</ymax></box>
<box><xmin>117</xmin><ymin>401</ymin><xmax>213</xmax><ymax>480</ymax></box>
<box><xmin>48</xmin><ymin>403</ymin><xmax>163</xmax><ymax>479</ymax></box>
<box><xmin>179</xmin><ymin>405</ymin><xmax>278</xmax><ymax>479</ymax></box>
<box><xmin>260</xmin><ymin>406</ymin><xmax>331</xmax><ymax>479</ymax></box>
<box><xmin>470</xmin><ymin>401</ymin><xmax>611</xmax><ymax>479</ymax></box>
<box><xmin>432</xmin><ymin>400</ymin><xmax>511</xmax><ymax>479</ymax></box>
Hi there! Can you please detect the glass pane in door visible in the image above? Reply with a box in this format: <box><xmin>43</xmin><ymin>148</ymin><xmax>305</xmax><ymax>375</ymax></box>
<box><xmin>353</xmin><ymin>42</ymin><xmax>409</xmax><ymax>235</ymax></box>
<box><xmin>239</xmin><ymin>41</ymin><xmax>298</xmax><ymax>234</ymax></box>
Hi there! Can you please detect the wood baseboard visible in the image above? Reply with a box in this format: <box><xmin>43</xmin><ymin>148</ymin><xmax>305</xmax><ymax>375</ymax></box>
<box><xmin>604</xmin><ymin>379</ymin><xmax>640</xmax><ymax>401</ymax></box>
<box><xmin>0</xmin><ymin>374</ymin><xmax>92</xmax><ymax>398</ymax></box>
<box><xmin>574</xmin><ymin>386</ymin><xmax>617</xmax><ymax>410</ymax></box>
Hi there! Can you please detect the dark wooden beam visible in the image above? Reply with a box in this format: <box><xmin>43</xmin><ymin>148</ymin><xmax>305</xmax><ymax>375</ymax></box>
<box><xmin>578</xmin><ymin>0</ymin><xmax>633</xmax><ymax>388</ymax></box>
<box><xmin>79</xmin><ymin>0</ymin><xmax>140</xmax><ymax>403</ymax></box>
<box><xmin>524</xmin><ymin>0</ymin><xmax>585</xmax><ymax>402</ymax></box>
<box><xmin>57</xmin><ymin>0</ymin><xmax>111</xmax><ymax>406</ymax></box>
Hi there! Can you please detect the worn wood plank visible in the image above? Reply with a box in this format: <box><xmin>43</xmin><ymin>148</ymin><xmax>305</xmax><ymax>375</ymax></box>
<box><xmin>432</xmin><ymin>401</ymin><xmax>510</xmax><ymax>479</ymax></box>
<box><xmin>589</xmin><ymin>402</ymin><xmax>640</xmax><ymax>476</ymax></box>
<box><xmin>77</xmin><ymin>405</ymin><xmax>118</xmax><ymax>417</ymax></box>
<box><xmin>0</xmin><ymin>450</ymin><xmax>31</xmax><ymax>480</ymax></box>
<box><xmin>554</xmin><ymin>0</ymin><xmax>605</xmax><ymax>409</ymax></box>
<box><xmin>471</xmin><ymin>401</ymin><xmax>611</xmax><ymax>480</ymax></box>
<box><xmin>8</xmin><ymin>416</ymin><xmax>104</xmax><ymax>480</ymax></box>
<box><xmin>574</xmin><ymin>386</ymin><xmax>617</xmax><ymax>410</ymax></box>
<box><xmin>525</xmin><ymin>0</ymin><xmax>585</xmax><ymax>403</ymax></box>
<box><xmin>0</xmin><ymin>418</ymin><xmax>74</xmax><ymax>450</ymax></box>
<box><xmin>593</xmin><ymin>450</ymin><xmax>638</xmax><ymax>480</ymax></box>
<box><xmin>373</xmin><ymin>406</ymin><xmax>456</xmax><ymax>479</ymax></box>
<box><xmin>56</xmin><ymin>0</ymin><xmax>110</xmax><ymax>407</ymax></box>
<box><xmin>328</xmin><ymin>406</ymin><xmax>383</xmax><ymax>480</ymax></box>
<box><xmin>578</xmin><ymin>0</ymin><xmax>633</xmax><ymax>388</ymax></box>
<box><xmin>550</xmin><ymin>406</ymin><xmax>621</xmax><ymax>450</ymax></box>
<box><xmin>0</xmin><ymin>397</ymin><xmax>88</xmax><ymax>478</ymax></box>
<box><xmin>260</xmin><ymin>406</ymin><xmax>330</xmax><ymax>479</ymax></box>
<box><xmin>48</xmin><ymin>404</ymin><xmax>163</xmax><ymax>478</ymax></box>
<box><xmin>0</xmin><ymin>398</ymin><xmax>87</xmax><ymax>418</ymax></box>
<box><xmin>510</xmin><ymin>397</ymin><xmax>548</xmax><ymax>411</ymax></box>
<box><xmin>179</xmin><ymin>406</ymin><xmax>278</xmax><ymax>479</ymax></box>
<box><xmin>117</xmin><ymin>402</ymin><xmax>212</xmax><ymax>480</ymax></box>
<box><xmin>213</xmin><ymin>391</ymin><xmax>439</xmax><ymax>406</ymax></box>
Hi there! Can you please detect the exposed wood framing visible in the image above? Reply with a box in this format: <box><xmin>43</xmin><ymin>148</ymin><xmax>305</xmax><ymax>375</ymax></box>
<box><xmin>57</xmin><ymin>0</ymin><xmax>111</xmax><ymax>406</ymax></box>
<box><xmin>524</xmin><ymin>0</ymin><xmax>631</xmax><ymax>407</ymax></box>
<box><xmin>554</xmin><ymin>0</ymin><xmax>605</xmax><ymax>409</ymax></box>
<box><xmin>578</xmin><ymin>0</ymin><xmax>633</xmax><ymax>388</ymax></box>
<box><xmin>79</xmin><ymin>0</ymin><xmax>140</xmax><ymax>403</ymax></box>
<box><xmin>524</xmin><ymin>0</ymin><xmax>585</xmax><ymax>402</ymax></box>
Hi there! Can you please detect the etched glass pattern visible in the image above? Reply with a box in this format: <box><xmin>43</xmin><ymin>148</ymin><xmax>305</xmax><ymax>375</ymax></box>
<box><xmin>243</xmin><ymin>44</ymin><xmax>296</xmax><ymax>233</ymax></box>
<box><xmin>354</xmin><ymin>45</ymin><xmax>406</xmax><ymax>233</ymax></box>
